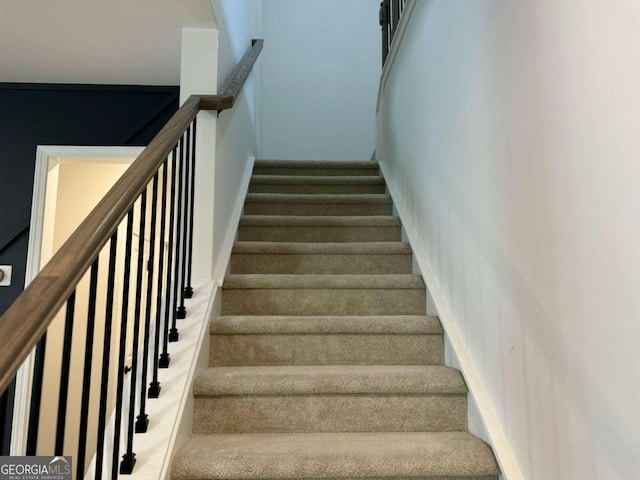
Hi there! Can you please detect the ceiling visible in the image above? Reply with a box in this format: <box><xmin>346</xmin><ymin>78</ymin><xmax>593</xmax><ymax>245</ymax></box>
<box><xmin>0</xmin><ymin>0</ymin><xmax>217</xmax><ymax>85</ymax></box>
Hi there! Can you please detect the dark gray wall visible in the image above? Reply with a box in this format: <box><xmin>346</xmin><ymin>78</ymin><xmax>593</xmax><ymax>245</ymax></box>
<box><xmin>0</xmin><ymin>83</ymin><xmax>179</xmax><ymax>315</ymax></box>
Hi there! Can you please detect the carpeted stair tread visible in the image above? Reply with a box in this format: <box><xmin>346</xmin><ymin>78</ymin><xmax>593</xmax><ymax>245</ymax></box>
<box><xmin>232</xmin><ymin>241</ymin><xmax>411</xmax><ymax>254</ymax></box>
<box><xmin>250</xmin><ymin>175</ymin><xmax>384</xmax><ymax>185</ymax></box>
<box><xmin>222</xmin><ymin>274</ymin><xmax>424</xmax><ymax>289</ymax></box>
<box><xmin>245</xmin><ymin>193</ymin><xmax>392</xmax><ymax>204</ymax></box>
<box><xmin>210</xmin><ymin>315</ymin><xmax>442</xmax><ymax>335</ymax></box>
<box><xmin>239</xmin><ymin>215</ymin><xmax>400</xmax><ymax>227</ymax></box>
<box><xmin>243</xmin><ymin>193</ymin><xmax>393</xmax><ymax>216</ymax></box>
<box><xmin>193</xmin><ymin>365</ymin><xmax>465</xmax><ymax>396</ymax></box>
<box><xmin>230</xmin><ymin>242</ymin><xmax>413</xmax><ymax>274</ymax></box>
<box><xmin>171</xmin><ymin>431</ymin><xmax>499</xmax><ymax>479</ymax></box>
<box><xmin>221</xmin><ymin>275</ymin><xmax>425</xmax><ymax>315</ymax></box>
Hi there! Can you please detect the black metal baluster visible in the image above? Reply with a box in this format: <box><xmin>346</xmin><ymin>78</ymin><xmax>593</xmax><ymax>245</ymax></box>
<box><xmin>391</xmin><ymin>0</ymin><xmax>400</xmax><ymax>39</ymax></box>
<box><xmin>55</xmin><ymin>291</ymin><xmax>76</xmax><ymax>455</ymax></box>
<box><xmin>77</xmin><ymin>259</ymin><xmax>99</xmax><ymax>479</ymax></box>
<box><xmin>115</xmin><ymin>209</ymin><xmax>135</xmax><ymax>476</ymax></box>
<box><xmin>131</xmin><ymin>191</ymin><xmax>148</xmax><ymax>437</ymax></box>
<box><xmin>380</xmin><ymin>0</ymin><xmax>390</xmax><ymax>65</ymax></box>
<box><xmin>95</xmin><ymin>233</ymin><xmax>118</xmax><ymax>479</ymax></box>
<box><xmin>150</xmin><ymin>160</ymin><xmax>169</xmax><ymax>393</ymax></box>
<box><xmin>0</xmin><ymin>378</ymin><xmax>15</xmax><ymax>455</ymax></box>
<box><xmin>177</xmin><ymin>127</ymin><xmax>190</xmax><ymax>319</ymax></box>
<box><xmin>26</xmin><ymin>335</ymin><xmax>46</xmax><ymax>455</ymax></box>
<box><xmin>185</xmin><ymin>119</ymin><xmax>197</xmax><ymax>299</ymax></box>
<box><xmin>163</xmin><ymin>147</ymin><xmax>179</xmax><ymax>354</ymax></box>
<box><xmin>170</xmin><ymin>138</ymin><xmax>185</xmax><ymax>335</ymax></box>
<box><xmin>136</xmin><ymin>174</ymin><xmax>159</xmax><ymax>430</ymax></box>
<box><xmin>123</xmin><ymin>192</ymin><xmax>147</xmax><ymax>469</ymax></box>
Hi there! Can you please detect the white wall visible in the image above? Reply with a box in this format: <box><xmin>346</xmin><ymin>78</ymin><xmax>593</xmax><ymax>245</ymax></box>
<box><xmin>377</xmin><ymin>1</ymin><xmax>640</xmax><ymax>479</ymax></box>
<box><xmin>210</xmin><ymin>0</ymin><xmax>262</xmax><ymax>280</ymax></box>
<box><xmin>260</xmin><ymin>0</ymin><xmax>380</xmax><ymax>160</ymax></box>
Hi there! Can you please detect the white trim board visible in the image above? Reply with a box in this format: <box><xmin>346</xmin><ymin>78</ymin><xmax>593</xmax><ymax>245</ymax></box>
<box><xmin>211</xmin><ymin>156</ymin><xmax>256</xmax><ymax>285</ymax></box>
<box><xmin>157</xmin><ymin>282</ymin><xmax>217</xmax><ymax>480</ymax></box>
<box><xmin>11</xmin><ymin>145</ymin><xmax>143</xmax><ymax>455</ymax></box>
<box><xmin>379</xmin><ymin>159</ymin><xmax>523</xmax><ymax>480</ymax></box>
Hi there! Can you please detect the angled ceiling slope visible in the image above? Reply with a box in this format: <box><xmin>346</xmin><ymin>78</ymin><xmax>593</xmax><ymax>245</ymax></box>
<box><xmin>0</xmin><ymin>0</ymin><xmax>217</xmax><ymax>85</ymax></box>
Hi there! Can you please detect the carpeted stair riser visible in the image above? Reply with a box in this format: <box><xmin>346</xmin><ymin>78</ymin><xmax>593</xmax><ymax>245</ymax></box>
<box><xmin>171</xmin><ymin>432</ymin><xmax>499</xmax><ymax>479</ymax></box>
<box><xmin>230</xmin><ymin>252</ymin><xmax>412</xmax><ymax>274</ymax></box>
<box><xmin>238</xmin><ymin>225</ymin><xmax>400</xmax><ymax>242</ymax></box>
<box><xmin>222</xmin><ymin>292</ymin><xmax>426</xmax><ymax>317</ymax></box>
<box><xmin>249</xmin><ymin>183</ymin><xmax>386</xmax><ymax>194</ymax></box>
<box><xmin>193</xmin><ymin>394</ymin><xmax>466</xmax><ymax>434</ymax></box>
<box><xmin>209</xmin><ymin>315</ymin><xmax>444</xmax><ymax>366</ymax></box>
<box><xmin>249</xmin><ymin>175</ymin><xmax>386</xmax><ymax>194</ymax></box>
<box><xmin>244</xmin><ymin>193</ymin><xmax>393</xmax><ymax>217</ymax></box>
<box><xmin>209</xmin><ymin>315</ymin><xmax>444</xmax><ymax>334</ymax></box>
<box><xmin>244</xmin><ymin>201</ymin><xmax>392</xmax><ymax>216</ymax></box>
<box><xmin>222</xmin><ymin>288</ymin><xmax>425</xmax><ymax>315</ymax></box>
<box><xmin>210</xmin><ymin>334</ymin><xmax>443</xmax><ymax>366</ymax></box>
<box><xmin>237</xmin><ymin>214</ymin><xmax>402</xmax><ymax>243</ymax></box>
<box><xmin>252</xmin><ymin>160</ymin><xmax>380</xmax><ymax>177</ymax></box>
<box><xmin>230</xmin><ymin>242</ymin><xmax>413</xmax><ymax>274</ymax></box>
<box><xmin>192</xmin><ymin>366</ymin><xmax>467</xmax><ymax>434</ymax></box>
<box><xmin>231</xmin><ymin>242</ymin><xmax>412</xmax><ymax>275</ymax></box>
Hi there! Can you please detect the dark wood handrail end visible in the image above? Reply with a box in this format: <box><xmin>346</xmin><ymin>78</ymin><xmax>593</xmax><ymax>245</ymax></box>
<box><xmin>200</xmin><ymin>95</ymin><xmax>234</xmax><ymax>112</ymax></box>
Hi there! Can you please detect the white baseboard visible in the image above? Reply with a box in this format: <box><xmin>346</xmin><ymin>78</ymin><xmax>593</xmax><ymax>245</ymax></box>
<box><xmin>379</xmin><ymin>159</ymin><xmax>523</xmax><ymax>480</ymax></box>
<box><xmin>157</xmin><ymin>282</ymin><xmax>217</xmax><ymax>480</ymax></box>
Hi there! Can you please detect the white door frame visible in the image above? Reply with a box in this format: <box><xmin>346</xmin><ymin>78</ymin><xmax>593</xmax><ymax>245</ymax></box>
<box><xmin>11</xmin><ymin>145</ymin><xmax>143</xmax><ymax>455</ymax></box>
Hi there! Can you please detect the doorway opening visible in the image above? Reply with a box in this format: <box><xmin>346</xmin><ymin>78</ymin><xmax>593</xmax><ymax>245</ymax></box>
<box><xmin>11</xmin><ymin>145</ymin><xmax>142</xmax><ymax>456</ymax></box>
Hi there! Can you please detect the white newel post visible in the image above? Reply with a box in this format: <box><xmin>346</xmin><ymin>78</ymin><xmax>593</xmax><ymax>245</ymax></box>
<box><xmin>180</xmin><ymin>28</ymin><xmax>219</xmax><ymax>284</ymax></box>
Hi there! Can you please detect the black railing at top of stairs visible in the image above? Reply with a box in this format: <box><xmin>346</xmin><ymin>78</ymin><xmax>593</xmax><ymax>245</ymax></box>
<box><xmin>380</xmin><ymin>0</ymin><xmax>408</xmax><ymax>66</ymax></box>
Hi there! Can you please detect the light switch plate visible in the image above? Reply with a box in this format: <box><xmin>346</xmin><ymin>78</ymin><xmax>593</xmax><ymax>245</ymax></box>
<box><xmin>0</xmin><ymin>266</ymin><xmax>12</xmax><ymax>286</ymax></box>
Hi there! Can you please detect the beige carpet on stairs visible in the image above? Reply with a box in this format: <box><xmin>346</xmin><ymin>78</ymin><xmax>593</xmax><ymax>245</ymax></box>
<box><xmin>171</xmin><ymin>160</ymin><xmax>499</xmax><ymax>480</ymax></box>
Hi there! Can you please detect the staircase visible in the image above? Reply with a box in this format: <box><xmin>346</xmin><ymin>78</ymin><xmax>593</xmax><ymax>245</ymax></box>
<box><xmin>171</xmin><ymin>160</ymin><xmax>499</xmax><ymax>479</ymax></box>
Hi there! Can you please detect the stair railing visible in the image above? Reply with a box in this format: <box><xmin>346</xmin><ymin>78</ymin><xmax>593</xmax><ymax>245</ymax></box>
<box><xmin>379</xmin><ymin>0</ymin><xmax>408</xmax><ymax>65</ymax></box>
<box><xmin>0</xmin><ymin>38</ymin><xmax>263</xmax><ymax>478</ymax></box>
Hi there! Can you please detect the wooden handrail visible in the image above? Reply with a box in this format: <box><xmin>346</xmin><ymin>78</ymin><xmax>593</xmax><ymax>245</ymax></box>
<box><xmin>0</xmin><ymin>39</ymin><xmax>263</xmax><ymax>394</ymax></box>
<box><xmin>221</xmin><ymin>39</ymin><xmax>264</xmax><ymax>99</ymax></box>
